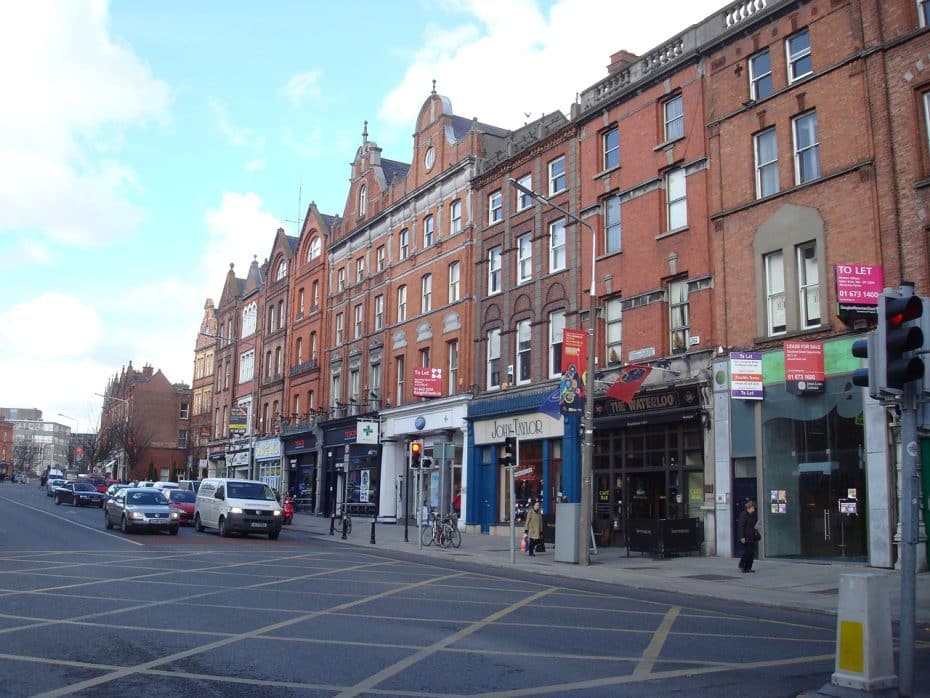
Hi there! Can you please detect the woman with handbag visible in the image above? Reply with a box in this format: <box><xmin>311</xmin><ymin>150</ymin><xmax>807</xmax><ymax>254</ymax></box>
<box><xmin>524</xmin><ymin>500</ymin><xmax>544</xmax><ymax>557</ymax></box>
<box><xmin>737</xmin><ymin>500</ymin><xmax>759</xmax><ymax>573</ymax></box>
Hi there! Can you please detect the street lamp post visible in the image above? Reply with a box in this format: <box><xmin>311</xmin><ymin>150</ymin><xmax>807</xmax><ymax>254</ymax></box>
<box><xmin>509</xmin><ymin>178</ymin><xmax>597</xmax><ymax>566</ymax></box>
<box><xmin>96</xmin><ymin>392</ymin><xmax>130</xmax><ymax>481</ymax></box>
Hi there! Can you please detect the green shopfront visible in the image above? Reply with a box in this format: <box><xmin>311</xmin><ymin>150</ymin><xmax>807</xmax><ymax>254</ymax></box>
<box><xmin>712</xmin><ymin>337</ymin><xmax>894</xmax><ymax>566</ymax></box>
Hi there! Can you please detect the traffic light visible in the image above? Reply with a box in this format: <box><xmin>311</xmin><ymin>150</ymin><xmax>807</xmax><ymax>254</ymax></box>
<box><xmin>409</xmin><ymin>441</ymin><xmax>422</xmax><ymax>469</ymax></box>
<box><xmin>880</xmin><ymin>289</ymin><xmax>923</xmax><ymax>391</ymax></box>
<box><xmin>502</xmin><ymin>436</ymin><xmax>516</xmax><ymax>468</ymax></box>
<box><xmin>852</xmin><ymin>287</ymin><xmax>925</xmax><ymax>401</ymax></box>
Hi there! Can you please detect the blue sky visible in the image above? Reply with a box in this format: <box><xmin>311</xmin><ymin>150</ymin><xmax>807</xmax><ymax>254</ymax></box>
<box><xmin>0</xmin><ymin>0</ymin><xmax>724</xmax><ymax>432</ymax></box>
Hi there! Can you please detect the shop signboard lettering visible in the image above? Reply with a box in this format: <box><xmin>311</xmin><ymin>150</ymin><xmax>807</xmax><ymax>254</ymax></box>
<box><xmin>474</xmin><ymin>412</ymin><xmax>563</xmax><ymax>445</ymax></box>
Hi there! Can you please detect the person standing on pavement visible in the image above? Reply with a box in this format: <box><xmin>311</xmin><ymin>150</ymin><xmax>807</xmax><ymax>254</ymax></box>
<box><xmin>737</xmin><ymin>500</ymin><xmax>759</xmax><ymax>573</ymax></box>
<box><xmin>524</xmin><ymin>500</ymin><xmax>544</xmax><ymax>556</ymax></box>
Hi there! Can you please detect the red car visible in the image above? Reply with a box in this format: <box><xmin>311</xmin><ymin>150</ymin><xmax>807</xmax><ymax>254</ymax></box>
<box><xmin>165</xmin><ymin>488</ymin><xmax>196</xmax><ymax>525</ymax></box>
<box><xmin>82</xmin><ymin>476</ymin><xmax>109</xmax><ymax>493</ymax></box>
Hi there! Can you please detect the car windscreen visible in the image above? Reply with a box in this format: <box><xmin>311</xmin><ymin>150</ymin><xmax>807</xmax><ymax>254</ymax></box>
<box><xmin>169</xmin><ymin>490</ymin><xmax>196</xmax><ymax>503</ymax></box>
<box><xmin>73</xmin><ymin>483</ymin><xmax>96</xmax><ymax>492</ymax></box>
<box><xmin>227</xmin><ymin>482</ymin><xmax>277</xmax><ymax>501</ymax></box>
<box><xmin>127</xmin><ymin>491</ymin><xmax>167</xmax><ymax>505</ymax></box>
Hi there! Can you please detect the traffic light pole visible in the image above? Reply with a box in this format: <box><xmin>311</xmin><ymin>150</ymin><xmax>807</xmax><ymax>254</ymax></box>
<box><xmin>900</xmin><ymin>383</ymin><xmax>919</xmax><ymax>697</ymax></box>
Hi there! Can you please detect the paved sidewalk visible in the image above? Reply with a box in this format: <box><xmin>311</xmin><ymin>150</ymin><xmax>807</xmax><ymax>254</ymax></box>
<box><xmin>288</xmin><ymin>512</ymin><xmax>930</xmax><ymax>623</ymax></box>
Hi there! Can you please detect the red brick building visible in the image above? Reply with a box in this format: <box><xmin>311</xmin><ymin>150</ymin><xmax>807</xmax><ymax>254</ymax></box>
<box><xmin>190</xmin><ymin>298</ymin><xmax>217</xmax><ymax>480</ymax></box>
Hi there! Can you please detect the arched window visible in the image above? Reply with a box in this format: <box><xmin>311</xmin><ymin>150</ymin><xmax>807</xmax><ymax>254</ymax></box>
<box><xmin>359</xmin><ymin>184</ymin><xmax>367</xmax><ymax>216</ymax></box>
<box><xmin>296</xmin><ymin>337</ymin><xmax>303</xmax><ymax>363</ymax></box>
<box><xmin>308</xmin><ymin>237</ymin><xmax>321</xmax><ymax>260</ymax></box>
<box><xmin>275</xmin><ymin>259</ymin><xmax>287</xmax><ymax>280</ymax></box>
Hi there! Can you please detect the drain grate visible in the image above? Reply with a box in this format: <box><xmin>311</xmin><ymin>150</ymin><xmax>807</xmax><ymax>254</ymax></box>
<box><xmin>684</xmin><ymin>574</ymin><xmax>734</xmax><ymax>581</ymax></box>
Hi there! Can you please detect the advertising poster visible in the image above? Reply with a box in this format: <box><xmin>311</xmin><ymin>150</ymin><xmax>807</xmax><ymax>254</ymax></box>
<box><xmin>835</xmin><ymin>264</ymin><xmax>883</xmax><ymax>313</ymax></box>
<box><xmin>730</xmin><ymin>352</ymin><xmax>763</xmax><ymax>400</ymax></box>
<box><xmin>785</xmin><ymin>341</ymin><xmax>825</xmax><ymax>395</ymax></box>
<box><xmin>559</xmin><ymin>329</ymin><xmax>587</xmax><ymax>414</ymax></box>
<box><xmin>412</xmin><ymin>367</ymin><xmax>443</xmax><ymax>397</ymax></box>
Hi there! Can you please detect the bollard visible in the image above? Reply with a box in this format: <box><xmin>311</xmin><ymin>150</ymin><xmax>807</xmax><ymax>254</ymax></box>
<box><xmin>831</xmin><ymin>573</ymin><xmax>896</xmax><ymax>691</ymax></box>
<box><xmin>370</xmin><ymin>519</ymin><xmax>376</xmax><ymax>544</ymax></box>
<box><xmin>341</xmin><ymin>517</ymin><xmax>347</xmax><ymax>540</ymax></box>
<box><xmin>329</xmin><ymin>515</ymin><xmax>335</xmax><ymax>536</ymax></box>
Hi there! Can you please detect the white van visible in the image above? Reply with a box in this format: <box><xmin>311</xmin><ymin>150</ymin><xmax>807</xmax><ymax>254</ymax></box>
<box><xmin>194</xmin><ymin>478</ymin><xmax>283</xmax><ymax>539</ymax></box>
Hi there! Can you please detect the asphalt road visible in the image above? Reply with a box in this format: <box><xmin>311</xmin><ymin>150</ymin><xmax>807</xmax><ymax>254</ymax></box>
<box><xmin>0</xmin><ymin>482</ymin><xmax>924</xmax><ymax>697</ymax></box>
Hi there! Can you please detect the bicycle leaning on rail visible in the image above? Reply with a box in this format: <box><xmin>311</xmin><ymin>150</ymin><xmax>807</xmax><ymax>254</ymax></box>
<box><xmin>420</xmin><ymin>511</ymin><xmax>461</xmax><ymax>548</ymax></box>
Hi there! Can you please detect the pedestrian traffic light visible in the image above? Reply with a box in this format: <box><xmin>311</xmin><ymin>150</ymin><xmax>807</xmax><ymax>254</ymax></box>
<box><xmin>409</xmin><ymin>441</ymin><xmax>422</xmax><ymax>469</ymax></box>
<box><xmin>502</xmin><ymin>436</ymin><xmax>516</xmax><ymax>468</ymax></box>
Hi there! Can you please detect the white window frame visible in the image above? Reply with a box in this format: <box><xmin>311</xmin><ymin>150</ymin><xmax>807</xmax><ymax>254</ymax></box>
<box><xmin>797</xmin><ymin>241</ymin><xmax>821</xmax><ymax>329</ymax></box>
<box><xmin>450</xmin><ymin>200</ymin><xmax>462</xmax><ymax>234</ymax></box>
<box><xmin>754</xmin><ymin>128</ymin><xmax>779</xmax><ymax>198</ymax></box>
<box><xmin>448</xmin><ymin>261</ymin><xmax>461</xmax><ymax>302</ymax></box>
<box><xmin>376</xmin><ymin>245</ymin><xmax>385</xmax><ymax>272</ymax></box>
<box><xmin>603</xmin><ymin>126</ymin><xmax>620</xmax><ymax>170</ymax></box>
<box><xmin>354</xmin><ymin>303</ymin><xmax>363</xmax><ymax>339</ymax></box>
<box><xmin>239</xmin><ymin>349</ymin><xmax>255</xmax><ymax>383</ymax></box>
<box><xmin>548</xmin><ymin>156</ymin><xmax>566</xmax><ymax>195</ymax></box>
<box><xmin>399</xmin><ymin>229</ymin><xmax>409</xmax><ymax>259</ymax></box>
<box><xmin>516</xmin><ymin>174</ymin><xmax>533</xmax><ymax>211</ymax></box>
<box><xmin>308</xmin><ymin>237</ymin><xmax>321</xmax><ymax>260</ymax></box>
<box><xmin>335</xmin><ymin>312</ymin><xmax>344</xmax><ymax>345</ymax></box>
<box><xmin>423</xmin><ymin>214</ymin><xmax>434</xmax><ymax>246</ymax></box>
<box><xmin>605</xmin><ymin>298</ymin><xmax>622</xmax><ymax>365</ymax></box>
<box><xmin>358</xmin><ymin>184</ymin><xmax>367</xmax><ymax>216</ymax></box>
<box><xmin>516</xmin><ymin>319</ymin><xmax>531</xmax><ymax>385</ymax></box>
<box><xmin>331</xmin><ymin>372</ymin><xmax>342</xmax><ymax>408</ymax></box>
<box><xmin>370</xmin><ymin>362</ymin><xmax>382</xmax><ymax>396</ymax></box>
<box><xmin>421</xmin><ymin>274</ymin><xmax>432</xmax><ymax>313</ymax></box>
<box><xmin>792</xmin><ymin>111</ymin><xmax>820</xmax><ymax>185</ymax></box>
<box><xmin>548</xmin><ymin>310</ymin><xmax>565</xmax><ymax>379</ymax></box>
<box><xmin>447</xmin><ymin>340</ymin><xmax>458</xmax><ymax>394</ymax></box>
<box><xmin>488</xmin><ymin>246</ymin><xmax>502</xmax><ymax>295</ymax></box>
<box><xmin>397</xmin><ymin>285</ymin><xmax>407</xmax><ymax>322</ymax></box>
<box><xmin>395</xmin><ymin>356</ymin><xmax>405</xmax><ymax>406</ymax></box>
<box><xmin>337</xmin><ymin>268</ymin><xmax>345</xmax><ymax>292</ymax></box>
<box><xmin>489</xmin><ymin>190</ymin><xmax>502</xmax><ymax>224</ymax></box>
<box><xmin>549</xmin><ymin>219</ymin><xmax>566</xmax><ymax>272</ymax></box>
<box><xmin>487</xmin><ymin>328</ymin><xmax>501</xmax><ymax>389</ymax></box>
<box><xmin>355</xmin><ymin>257</ymin><xmax>364</xmax><ymax>282</ymax></box>
<box><xmin>604</xmin><ymin>194</ymin><xmax>621</xmax><ymax>254</ymax></box>
<box><xmin>666</xmin><ymin>168</ymin><xmax>687</xmax><ymax>231</ymax></box>
<box><xmin>241</xmin><ymin>302</ymin><xmax>257</xmax><ymax>337</ymax></box>
<box><xmin>517</xmin><ymin>233</ymin><xmax>532</xmax><ymax>283</ymax></box>
<box><xmin>749</xmin><ymin>49</ymin><xmax>772</xmax><ymax>101</ymax></box>
<box><xmin>374</xmin><ymin>294</ymin><xmax>384</xmax><ymax>331</ymax></box>
<box><xmin>765</xmin><ymin>250</ymin><xmax>786</xmax><ymax>336</ymax></box>
<box><xmin>786</xmin><ymin>28</ymin><xmax>812</xmax><ymax>83</ymax></box>
<box><xmin>669</xmin><ymin>280</ymin><xmax>690</xmax><ymax>353</ymax></box>
<box><xmin>275</xmin><ymin>260</ymin><xmax>287</xmax><ymax>281</ymax></box>
<box><xmin>664</xmin><ymin>94</ymin><xmax>684</xmax><ymax>142</ymax></box>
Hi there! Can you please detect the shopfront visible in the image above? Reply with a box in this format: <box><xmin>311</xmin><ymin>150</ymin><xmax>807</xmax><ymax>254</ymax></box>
<box><xmin>320</xmin><ymin>413</ymin><xmax>381</xmax><ymax>518</ymax></box>
<box><xmin>467</xmin><ymin>387</ymin><xmax>568</xmax><ymax>534</ymax></box>
<box><xmin>225</xmin><ymin>437</ymin><xmax>251</xmax><ymax>479</ymax></box>
<box><xmin>593</xmin><ymin>384</ymin><xmax>707</xmax><ymax>543</ymax></box>
<box><xmin>254</xmin><ymin>436</ymin><xmax>284</xmax><ymax>495</ymax></box>
<box><xmin>712</xmin><ymin>339</ymin><xmax>885</xmax><ymax>565</ymax></box>
<box><xmin>282</xmin><ymin>428</ymin><xmax>318</xmax><ymax>511</ymax></box>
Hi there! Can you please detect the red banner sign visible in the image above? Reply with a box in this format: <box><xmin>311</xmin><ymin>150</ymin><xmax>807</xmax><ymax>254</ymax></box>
<box><xmin>412</xmin><ymin>367</ymin><xmax>443</xmax><ymax>397</ymax></box>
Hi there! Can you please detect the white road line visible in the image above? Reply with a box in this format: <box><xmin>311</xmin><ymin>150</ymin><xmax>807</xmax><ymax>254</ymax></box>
<box><xmin>0</xmin><ymin>495</ymin><xmax>143</xmax><ymax>546</ymax></box>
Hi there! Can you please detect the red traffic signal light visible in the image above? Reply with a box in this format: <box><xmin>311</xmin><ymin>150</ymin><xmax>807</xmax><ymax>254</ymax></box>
<box><xmin>881</xmin><ymin>291</ymin><xmax>924</xmax><ymax>391</ymax></box>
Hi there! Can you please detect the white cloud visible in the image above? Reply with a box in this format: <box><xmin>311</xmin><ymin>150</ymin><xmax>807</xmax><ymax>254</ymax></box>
<box><xmin>209</xmin><ymin>98</ymin><xmax>253</xmax><ymax>147</ymax></box>
<box><xmin>202</xmin><ymin>192</ymin><xmax>284</xmax><ymax>299</ymax></box>
<box><xmin>283</xmin><ymin>125</ymin><xmax>324</xmax><ymax>159</ymax></box>
<box><xmin>380</xmin><ymin>0</ymin><xmax>724</xmax><ymax>129</ymax></box>
<box><xmin>0</xmin><ymin>0</ymin><xmax>169</xmax><ymax>246</ymax></box>
<box><xmin>0</xmin><ymin>293</ymin><xmax>101</xmax><ymax>359</ymax></box>
<box><xmin>281</xmin><ymin>69</ymin><xmax>323</xmax><ymax>105</ymax></box>
<box><xmin>245</xmin><ymin>159</ymin><xmax>266</xmax><ymax>171</ymax></box>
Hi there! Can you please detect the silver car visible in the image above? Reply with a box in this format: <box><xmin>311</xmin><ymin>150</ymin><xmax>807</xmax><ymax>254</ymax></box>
<box><xmin>46</xmin><ymin>478</ymin><xmax>66</xmax><ymax>497</ymax></box>
<box><xmin>104</xmin><ymin>487</ymin><xmax>180</xmax><ymax>535</ymax></box>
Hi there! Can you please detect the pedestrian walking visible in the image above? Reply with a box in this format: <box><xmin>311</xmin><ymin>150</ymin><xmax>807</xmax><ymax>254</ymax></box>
<box><xmin>524</xmin><ymin>500</ymin><xmax>544</xmax><ymax>557</ymax></box>
<box><xmin>737</xmin><ymin>500</ymin><xmax>759</xmax><ymax>573</ymax></box>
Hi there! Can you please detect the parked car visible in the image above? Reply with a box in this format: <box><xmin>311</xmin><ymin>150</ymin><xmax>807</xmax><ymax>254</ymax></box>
<box><xmin>165</xmin><ymin>488</ymin><xmax>196</xmax><ymax>525</ymax></box>
<box><xmin>178</xmin><ymin>479</ymin><xmax>201</xmax><ymax>493</ymax></box>
<box><xmin>55</xmin><ymin>481</ymin><xmax>106</xmax><ymax>507</ymax></box>
<box><xmin>83</xmin><ymin>476</ymin><xmax>109</xmax><ymax>493</ymax></box>
<box><xmin>152</xmin><ymin>482</ymin><xmax>179</xmax><ymax>494</ymax></box>
<box><xmin>104</xmin><ymin>488</ymin><xmax>179</xmax><ymax>535</ymax></box>
<box><xmin>46</xmin><ymin>478</ymin><xmax>66</xmax><ymax>497</ymax></box>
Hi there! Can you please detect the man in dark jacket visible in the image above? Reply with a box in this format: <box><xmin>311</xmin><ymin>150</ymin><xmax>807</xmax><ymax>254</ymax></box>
<box><xmin>737</xmin><ymin>500</ymin><xmax>758</xmax><ymax>573</ymax></box>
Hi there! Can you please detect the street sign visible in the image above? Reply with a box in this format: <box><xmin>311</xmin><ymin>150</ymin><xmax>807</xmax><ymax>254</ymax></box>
<box><xmin>513</xmin><ymin>467</ymin><xmax>533</xmax><ymax>478</ymax></box>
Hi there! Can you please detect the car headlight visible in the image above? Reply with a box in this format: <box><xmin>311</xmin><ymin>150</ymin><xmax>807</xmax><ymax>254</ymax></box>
<box><xmin>130</xmin><ymin>511</ymin><xmax>145</xmax><ymax>520</ymax></box>
<box><xmin>273</xmin><ymin>509</ymin><xmax>282</xmax><ymax>516</ymax></box>
<box><xmin>229</xmin><ymin>507</ymin><xmax>243</xmax><ymax>514</ymax></box>
<box><xmin>170</xmin><ymin>511</ymin><xmax>180</xmax><ymax>519</ymax></box>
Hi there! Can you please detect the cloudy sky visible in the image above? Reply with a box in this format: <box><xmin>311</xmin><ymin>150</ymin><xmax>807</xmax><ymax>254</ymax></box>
<box><xmin>0</xmin><ymin>0</ymin><xmax>726</xmax><ymax>432</ymax></box>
